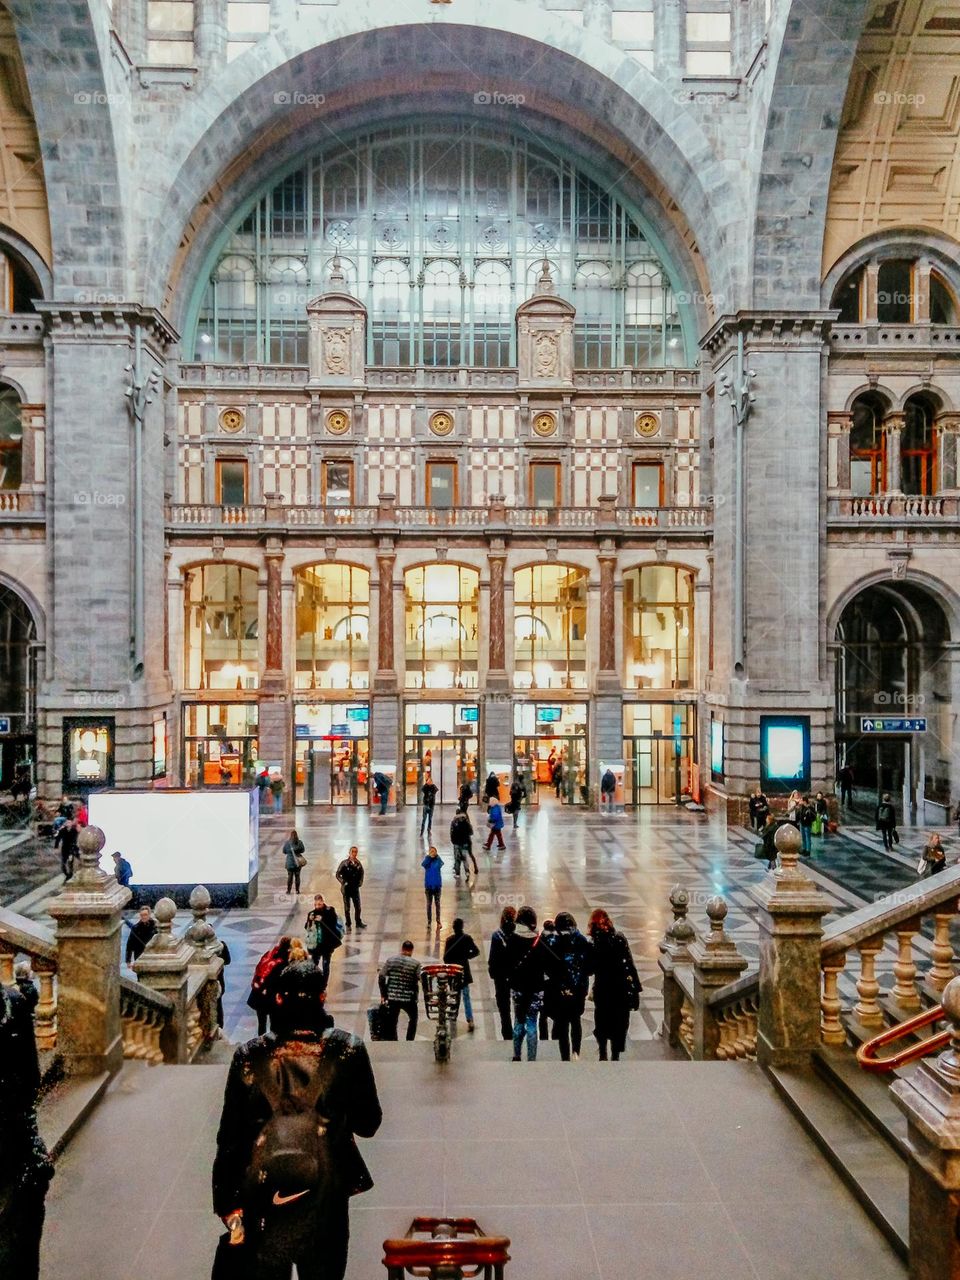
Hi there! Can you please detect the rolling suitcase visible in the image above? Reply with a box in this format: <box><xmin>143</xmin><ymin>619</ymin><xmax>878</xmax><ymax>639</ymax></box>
<box><xmin>367</xmin><ymin>1003</ymin><xmax>391</xmax><ymax>1041</ymax></box>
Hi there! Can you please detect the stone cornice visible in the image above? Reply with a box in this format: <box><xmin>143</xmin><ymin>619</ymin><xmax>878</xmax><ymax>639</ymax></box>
<box><xmin>35</xmin><ymin>302</ymin><xmax>180</xmax><ymax>350</ymax></box>
<box><xmin>700</xmin><ymin>311</ymin><xmax>839</xmax><ymax>360</ymax></box>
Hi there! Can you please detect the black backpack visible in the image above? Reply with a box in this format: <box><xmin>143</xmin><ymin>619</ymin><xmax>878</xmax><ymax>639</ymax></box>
<box><xmin>246</xmin><ymin>1052</ymin><xmax>334</xmax><ymax>1203</ymax></box>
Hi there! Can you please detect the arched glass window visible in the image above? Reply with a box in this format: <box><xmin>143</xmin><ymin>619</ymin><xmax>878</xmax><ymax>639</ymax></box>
<box><xmin>0</xmin><ymin>583</ymin><xmax>36</xmax><ymax>733</ymax></box>
<box><xmin>404</xmin><ymin>565</ymin><xmax>479</xmax><ymax>689</ymax></box>
<box><xmin>0</xmin><ymin>385</ymin><xmax>23</xmax><ymax>491</ymax></box>
<box><xmin>623</xmin><ymin>566</ymin><xmax>694</xmax><ymax>689</ymax></box>
<box><xmin>901</xmin><ymin>396</ymin><xmax>937</xmax><ymax>496</ymax></box>
<box><xmin>849</xmin><ymin>395</ymin><xmax>887</xmax><ymax>496</ymax></box>
<box><xmin>191</xmin><ymin>124</ymin><xmax>688</xmax><ymax>369</ymax></box>
<box><xmin>295</xmin><ymin>564</ymin><xmax>370</xmax><ymax>690</ymax></box>
<box><xmin>877</xmin><ymin>260</ymin><xmax>914</xmax><ymax>323</ymax></box>
<box><xmin>931</xmin><ymin>271</ymin><xmax>957</xmax><ymax>324</ymax></box>
<box><xmin>184</xmin><ymin>565</ymin><xmax>259</xmax><ymax>690</ymax></box>
<box><xmin>513</xmin><ymin>565</ymin><xmax>588</xmax><ymax>690</ymax></box>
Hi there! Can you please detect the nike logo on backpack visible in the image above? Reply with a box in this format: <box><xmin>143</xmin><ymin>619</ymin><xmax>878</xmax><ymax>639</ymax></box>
<box><xmin>272</xmin><ymin>1189</ymin><xmax>310</xmax><ymax>1206</ymax></box>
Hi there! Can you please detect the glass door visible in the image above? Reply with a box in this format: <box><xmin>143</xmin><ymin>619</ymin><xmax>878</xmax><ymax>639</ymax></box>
<box><xmin>295</xmin><ymin>736</ymin><xmax>369</xmax><ymax>805</ymax></box>
<box><xmin>623</xmin><ymin>702</ymin><xmax>696</xmax><ymax>806</ymax></box>
<box><xmin>512</xmin><ymin>734</ymin><xmax>588</xmax><ymax>806</ymax></box>
<box><xmin>404</xmin><ymin>734</ymin><xmax>478</xmax><ymax>805</ymax></box>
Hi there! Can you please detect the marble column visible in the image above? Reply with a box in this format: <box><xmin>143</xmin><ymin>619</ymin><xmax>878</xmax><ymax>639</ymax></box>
<box><xmin>259</xmin><ymin>541</ymin><xmax>291</xmax><ymax>788</ymax></box>
<box><xmin>484</xmin><ymin>543</ymin><xmax>512</xmax><ymax>773</ymax></box>
<box><xmin>194</xmin><ymin>0</ymin><xmax>227</xmax><ymax>69</ymax></box>
<box><xmin>884</xmin><ymin>413</ymin><xmax>904</xmax><ymax>493</ymax></box>
<box><xmin>915</xmin><ymin>257</ymin><xmax>931</xmax><ymax>323</ymax></box>
<box><xmin>936</xmin><ymin>414</ymin><xmax>960</xmax><ymax>491</ymax></box>
<box><xmin>835</xmin><ymin>413</ymin><xmax>853</xmax><ymax>490</ymax></box>
<box><xmin>263</xmin><ymin>547</ymin><xmax>284</xmax><ymax>680</ymax></box>
<box><xmin>598</xmin><ymin>552</ymin><xmax>617</xmax><ymax>679</ymax></box>
<box><xmin>864</xmin><ymin>261</ymin><xmax>880</xmax><ymax>321</ymax></box>
<box><xmin>48</xmin><ymin>826</ymin><xmax>131</xmax><ymax>1077</ymax></box>
<box><xmin>488</xmin><ymin>549</ymin><xmax>507</xmax><ymax>678</ymax></box>
<box><xmin>371</xmin><ymin>545</ymin><xmax>399</xmax><ymax>805</ymax></box>
<box><xmin>892</xmin><ymin>977</ymin><xmax>960</xmax><ymax>1280</ymax></box>
<box><xmin>376</xmin><ymin>549</ymin><xmax>397</xmax><ymax>685</ymax></box>
<box><xmin>754</xmin><ymin>825</ymin><xmax>831</xmax><ymax>1067</ymax></box>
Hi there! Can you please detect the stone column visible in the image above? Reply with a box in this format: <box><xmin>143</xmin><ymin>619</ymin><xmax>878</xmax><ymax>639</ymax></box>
<box><xmin>892</xmin><ymin>977</ymin><xmax>960</xmax><ymax>1280</ymax></box>
<box><xmin>132</xmin><ymin>897</ymin><xmax>193</xmax><ymax>1063</ymax></box>
<box><xmin>484</xmin><ymin>541</ymin><xmax>512</xmax><ymax>773</ymax></box>
<box><xmin>936</xmin><ymin>414</ymin><xmax>960</xmax><ymax>492</ymax></box>
<box><xmin>376</xmin><ymin>548</ymin><xmax>396</xmax><ymax>683</ymax></box>
<box><xmin>582</xmin><ymin>0</ymin><xmax>611</xmax><ymax>38</ymax></box>
<box><xmin>258</xmin><ymin>540</ymin><xmax>291</xmax><ymax>788</ymax></box>
<box><xmin>371</xmin><ymin>543</ymin><xmax>399</xmax><ymax>806</ymax></box>
<box><xmin>864</xmin><ymin>261</ymin><xmax>880</xmax><ymax>321</ymax></box>
<box><xmin>689</xmin><ymin>897</ymin><xmax>749</xmax><ymax>1060</ymax></box>
<box><xmin>263</xmin><ymin>544</ymin><xmax>284</xmax><ymax>679</ymax></box>
<box><xmin>47</xmin><ymin>825</ymin><xmax>131</xmax><ymax>1076</ymax></box>
<box><xmin>834</xmin><ymin>412</ymin><xmax>853</xmax><ymax>490</ymax></box>
<box><xmin>754</xmin><ymin>824</ymin><xmax>831</xmax><ymax>1067</ymax></box>
<box><xmin>654</xmin><ymin>0</ymin><xmax>682</xmax><ymax>78</ymax></box>
<box><xmin>488</xmin><ymin>548</ymin><xmax>507</xmax><ymax>677</ymax></box>
<box><xmin>915</xmin><ymin>258</ymin><xmax>931</xmax><ymax>323</ymax></box>
<box><xmin>194</xmin><ymin>0</ymin><xmax>227</xmax><ymax>69</ymax></box>
<box><xmin>885</xmin><ymin>412</ymin><xmax>904</xmax><ymax>493</ymax></box>
<box><xmin>597</xmin><ymin>548</ymin><xmax>617</xmax><ymax>681</ymax></box>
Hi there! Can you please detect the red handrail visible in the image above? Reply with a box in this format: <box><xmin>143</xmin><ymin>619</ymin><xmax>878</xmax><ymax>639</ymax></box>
<box><xmin>856</xmin><ymin>1004</ymin><xmax>950</xmax><ymax>1072</ymax></box>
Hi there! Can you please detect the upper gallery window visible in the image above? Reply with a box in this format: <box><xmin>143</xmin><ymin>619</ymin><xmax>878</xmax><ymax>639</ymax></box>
<box><xmin>192</xmin><ymin>123</ymin><xmax>687</xmax><ymax>369</ymax></box>
<box><xmin>832</xmin><ymin>257</ymin><xmax>958</xmax><ymax>325</ymax></box>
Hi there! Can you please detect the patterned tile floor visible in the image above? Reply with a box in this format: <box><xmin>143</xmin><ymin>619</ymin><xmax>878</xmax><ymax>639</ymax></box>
<box><xmin>8</xmin><ymin>798</ymin><xmax>955</xmax><ymax>1050</ymax></box>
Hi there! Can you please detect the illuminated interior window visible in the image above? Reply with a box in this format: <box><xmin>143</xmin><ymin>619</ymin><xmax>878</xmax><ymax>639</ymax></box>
<box><xmin>295</xmin><ymin>563</ymin><xmax>370</xmax><ymax>690</ymax></box>
<box><xmin>513</xmin><ymin>564</ymin><xmax>588</xmax><ymax>691</ymax></box>
<box><xmin>404</xmin><ymin>564</ymin><xmax>479</xmax><ymax>690</ymax></box>
<box><xmin>184</xmin><ymin>564</ymin><xmax>259</xmax><ymax>690</ymax></box>
<box><xmin>623</xmin><ymin>565</ymin><xmax>694</xmax><ymax>689</ymax></box>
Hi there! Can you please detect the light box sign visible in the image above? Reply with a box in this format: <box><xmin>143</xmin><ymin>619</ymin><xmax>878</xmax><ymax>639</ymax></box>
<box><xmin>458</xmin><ymin>706</ymin><xmax>480</xmax><ymax>724</ymax></box>
<box><xmin>346</xmin><ymin>706</ymin><xmax>369</xmax><ymax>723</ymax></box>
<box><xmin>415</xmin><ymin>724</ymin><xmax>431</xmax><ymax>735</ymax></box>
<box><xmin>89</xmin><ymin>789</ymin><xmax>259</xmax><ymax>889</ymax></box>
<box><xmin>537</xmin><ymin>707</ymin><xmax>562</xmax><ymax>723</ymax></box>
<box><xmin>760</xmin><ymin>716</ymin><xmax>810</xmax><ymax>792</ymax></box>
<box><xmin>710</xmin><ymin>719</ymin><xmax>724</xmax><ymax>781</ymax></box>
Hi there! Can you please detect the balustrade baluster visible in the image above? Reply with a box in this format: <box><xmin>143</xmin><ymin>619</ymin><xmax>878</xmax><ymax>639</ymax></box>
<box><xmin>854</xmin><ymin>938</ymin><xmax>884</xmax><ymax>1026</ymax></box>
<box><xmin>929</xmin><ymin>909</ymin><xmax>956</xmax><ymax>990</ymax></box>
<box><xmin>821</xmin><ymin>952</ymin><xmax>847</xmax><ymax>1044</ymax></box>
<box><xmin>0</xmin><ymin>949</ymin><xmax>14</xmax><ymax>985</ymax></box>
<box><xmin>892</xmin><ymin>923</ymin><xmax>921</xmax><ymax>1010</ymax></box>
<box><xmin>33</xmin><ymin>962</ymin><xmax>58</xmax><ymax>1052</ymax></box>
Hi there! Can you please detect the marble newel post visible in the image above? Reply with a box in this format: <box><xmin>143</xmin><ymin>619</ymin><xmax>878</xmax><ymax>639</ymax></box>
<box><xmin>133</xmin><ymin>897</ymin><xmax>193</xmax><ymax>1064</ymax></box>
<box><xmin>893</xmin><ymin>977</ymin><xmax>960</xmax><ymax>1280</ymax></box>
<box><xmin>690</xmin><ymin>897</ymin><xmax>748</xmax><ymax>1059</ymax></box>
<box><xmin>48</xmin><ymin>825</ymin><xmax>131</xmax><ymax>1076</ymax></box>
<box><xmin>754</xmin><ymin>824</ymin><xmax>831</xmax><ymax>1067</ymax></box>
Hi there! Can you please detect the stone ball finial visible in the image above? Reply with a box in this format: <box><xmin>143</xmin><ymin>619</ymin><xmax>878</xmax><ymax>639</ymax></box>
<box><xmin>154</xmin><ymin>897</ymin><xmax>177</xmax><ymax>927</ymax></box>
<box><xmin>189</xmin><ymin>885</ymin><xmax>211</xmax><ymax>913</ymax></box>
<box><xmin>706</xmin><ymin>896</ymin><xmax>728</xmax><ymax>929</ymax></box>
<box><xmin>774</xmin><ymin>823</ymin><xmax>802</xmax><ymax>855</ymax></box>
<box><xmin>942</xmin><ymin>976</ymin><xmax>960</xmax><ymax>1028</ymax></box>
<box><xmin>78</xmin><ymin>824</ymin><xmax>106</xmax><ymax>860</ymax></box>
<box><xmin>669</xmin><ymin>885</ymin><xmax>689</xmax><ymax>911</ymax></box>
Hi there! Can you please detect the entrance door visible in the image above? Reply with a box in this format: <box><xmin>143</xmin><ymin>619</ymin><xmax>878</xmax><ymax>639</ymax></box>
<box><xmin>837</xmin><ymin>737</ymin><xmax>910</xmax><ymax>817</ymax></box>
<box><xmin>183</xmin><ymin>735</ymin><xmax>259</xmax><ymax>787</ymax></box>
<box><xmin>512</xmin><ymin>735</ymin><xmax>587</xmax><ymax>806</ymax></box>
<box><xmin>404</xmin><ymin>735</ymin><xmax>478</xmax><ymax>805</ymax></box>
<box><xmin>624</xmin><ymin>734</ymin><xmax>693</xmax><ymax>805</ymax></box>
<box><xmin>295</xmin><ymin>737</ymin><xmax>369</xmax><ymax>805</ymax></box>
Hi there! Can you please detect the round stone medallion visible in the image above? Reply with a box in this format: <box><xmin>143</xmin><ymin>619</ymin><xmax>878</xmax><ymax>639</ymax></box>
<box><xmin>325</xmin><ymin>409</ymin><xmax>351</xmax><ymax>435</ymax></box>
<box><xmin>429</xmin><ymin>410</ymin><xmax>455</xmax><ymax>437</ymax></box>
<box><xmin>218</xmin><ymin>407</ymin><xmax>244</xmax><ymax>433</ymax></box>
<box><xmin>635</xmin><ymin>412</ymin><xmax>661</xmax><ymax>438</ymax></box>
<box><xmin>532</xmin><ymin>411</ymin><xmax>558</xmax><ymax>438</ymax></box>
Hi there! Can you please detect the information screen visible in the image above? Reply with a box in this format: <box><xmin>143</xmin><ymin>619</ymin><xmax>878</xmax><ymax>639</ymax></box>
<box><xmin>710</xmin><ymin>720</ymin><xmax>724</xmax><ymax>780</ymax></box>
<box><xmin>759</xmin><ymin>716</ymin><xmax>810</xmax><ymax>791</ymax></box>
<box><xmin>537</xmin><ymin>707</ymin><xmax>562</xmax><ymax>723</ymax></box>
<box><xmin>89</xmin><ymin>789</ymin><xmax>259</xmax><ymax>885</ymax></box>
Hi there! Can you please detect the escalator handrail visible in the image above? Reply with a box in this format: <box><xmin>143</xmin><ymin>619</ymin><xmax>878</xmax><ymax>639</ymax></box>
<box><xmin>855</xmin><ymin>1004</ymin><xmax>950</xmax><ymax>1072</ymax></box>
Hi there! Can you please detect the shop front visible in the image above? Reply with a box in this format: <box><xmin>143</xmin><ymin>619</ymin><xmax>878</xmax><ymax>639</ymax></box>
<box><xmin>512</xmin><ymin>702</ymin><xmax>588</xmax><ymax>806</ymax></box>
<box><xmin>294</xmin><ymin>702</ymin><xmax>370</xmax><ymax>805</ymax></box>
<box><xmin>182</xmin><ymin>702</ymin><xmax>259</xmax><ymax>788</ymax></box>
<box><xmin>403</xmin><ymin>701</ymin><xmax>480</xmax><ymax>805</ymax></box>
<box><xmin>623</xmin><ymin>702</ymin><xmax>697</xmax><ymax>805</ymax></box>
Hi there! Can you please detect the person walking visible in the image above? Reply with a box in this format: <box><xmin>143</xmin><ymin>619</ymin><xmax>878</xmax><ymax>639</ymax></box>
<box><xmin>797</xmin><ymin>795</ymin><xmax>816</xmax><ymax>855</ymax></box>
<box><xmin>760</xmin><ymin>812</ymin><xmax>780</xmax><ymax>871</ymax></box>
<box><xmin>304</xmin><ymin>894</ymin><xmax>342</xmax><ymax>983</ymax></box>
<box><xmin>484</xmin><ymin>798</ymin><xmax>506</xmax><ymax>851</ymax></box>
<box><xmin>487</xmin><ymin>906</ymin><xmax>516</xmax><ymax>1040</ymax></box>
<box><xmin>508</xmin><ymin>778</ymin><xmax>525</xmax><ymax>831</ymax></box>
<box><xmin>814</xmin><ymin>791</ymin><xmax>829</xmax><ymax>837</ymax></box>
<box><xmin>421</xmin><ymin>846</ymin><xmax>444</xmax><ymax>934</ymax></box>
<box><xmin>483</xmin><ymin>772</ymin><xmax>501</xmax><ymax>805</ymax></box>
<box><xmin>458</xmin><ymin>781</ymin><xmax>473</xmax><ymax>810</ymax></box>
<box><xmin>212</xmin><ymin>962</ymin><xmax>382</xmax><ymax>1280</ymax></box>
<box><xmin>283</xmin><ymin>829</ymin><xmax>306</xmax><ymax>895</ymax></box>
<box><xmin>335</xmin><ymin>846</ymin><xmax>367</xmax><ymax>930</ymax></box>
<box><xmin>551</xmin><ymin>759</ymin><xmax>564</xmax><ymax>800</ymax></box>
<box><xmin>443</xmin><ymin>918</ymin><xmax>479</xmax><ymax>1032</ymax></box>
<box><xmin>54</xmin><ymin>817</ymin><xmax>79</xmax><ymax>882</ymax></box>
<box><xmin>378</xmin><ymin>941</ymin><xmax>423</xmax><ymax>1040</ymax></box>
<box><xmin>450</xmin><ymin>807</ymin><xmax>477</xmax><ymax>880</ymax></box>
<box><xmin>546</xmin><ymin>911</ymin><xmax>593</xmax><ymax>1062</ymax></box>
<box><xmin>505</xmin><ymin>905</ymin><xmax>554</xmax><ymax>1062</ymax></box>
<box><xmin>419</xmin><ymin>778</ymin><xmax>438</xmax><ymax>838</ymax></box>
<box><xmin>112</xmin><ymin>851</ymin><xmax>133</xmax><ymax>887</ymax></box>
<box><xmin>838</xmin><ymin>763</ymin><xmax>855</xmax><ymax>809</ymax></box>
<box><xmin>876</xmin><ymin>792</ymin><xmax>899</xmax><ymax>851</ymax></box>
<box><xmin>0</xmin><ymin>982</ymin><xmax>54</xmax><ymax>1279</ymax></box>
<box><xmin>125</xmin><ymin>904</ymin><xmax>158</xmax><ymax>965</ymax></box>
<box><xmin>246</xmin><ymin>938</ymin><xmax>293</xmax><ymax>1036</ymax></box>
<box><xmin>269</xmin><ymin>773</ymin><xmax>285</xmax><ymax>815</ymax></box>
<box><xmin>921</xmin><ymin>832</ymin><xmax>948</xmax><ymax>877</ymax></box>
<box><xmin>588</xmin><ymin>908</ymin><xmax>640</xmax><ymax>1062</ymax></box>
<box><xmin>372</xmin><ymin>772</ymin><xmax>391</xmax><ymax>815</ymax></box>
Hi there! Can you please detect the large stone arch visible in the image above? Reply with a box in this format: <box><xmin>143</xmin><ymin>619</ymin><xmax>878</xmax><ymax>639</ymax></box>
<box><xmin>5</xmin><ymin>0</ymin><xmax>127</xmax><ymax>297</ymax></box>
<box><xmin>750</xmin><ymin>0</ymin><xmax>872</xmax><ymax>306</ymax></box>
<box><xmin>143</xmin><ymin>16</ymin><xmax>745</xmax><ymax>333</ymax></box>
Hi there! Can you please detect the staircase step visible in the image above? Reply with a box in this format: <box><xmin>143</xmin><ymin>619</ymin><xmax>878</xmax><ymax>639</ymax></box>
<box><xmin>766</xmin><ymin>1063</ymin><xmax>908</xmax><ymax>1261</ymax></box>
<box><xmin>38</xmin><ymin>1071</ymin><xmax>111</xmax><ymax>1161</ymax></box>
<box><xmin>813</xmin><ymin>1046</ymin><xmax>911</xmax><ymax>1161</ymax></box>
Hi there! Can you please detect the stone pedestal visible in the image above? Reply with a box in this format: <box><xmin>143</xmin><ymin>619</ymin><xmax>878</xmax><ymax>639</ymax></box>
<box><xmin>689</xmin><ymin>897</ymin><xmax>748</xmax><ymax>1060</ymax></box>
<box><xmin>754</xmin><ymin>824</ymin><xmax>831</xmax><ymax>1067</ymax></box>
<box><xmin>47</xmin><ymin>825</ymin><xmax>131</xmax><ymax>1076</ymax></box>
<box><xmin>132</xmin><ymin>897</ymin><xmax>194</xmax><ymax>1063</ymax></box>
<box><xmin>892</xmin><ymin>978</ymin><xmax>960</xmax><ymax>1280</ymax></box>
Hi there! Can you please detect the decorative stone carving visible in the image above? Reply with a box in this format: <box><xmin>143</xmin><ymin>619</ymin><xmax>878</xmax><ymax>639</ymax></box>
<box><xmin>325</xmin><ymin>408</ymin><xmax>351</xmax><ymax>435</ymax></box>
<box><xmin>323</xmin><ymin>328</ymin><xmax>350</xmax><ymax>374</ymax></box>
<box><xmin>306</xmin><ymin>264</ymin><xmax>367</xmax><ymax>385</ymax></box>
<box><xmin>516</xmin><ymin>260</ymin><xmax>575</xmax><ymax>387</ymax></box>
<box><xmin>635</xmin><ymin>411</ymin><xmax>660</xmax><ymax>437</ymax></box>
<box><xmin>218</xmin><ymin>406</ymin><xmax>244</xmax><ymax>433</ymax></box>
<box><xmin>533</xmin><ymin>332</ymin><xmax>558</xmax><ymax>377</ymax></box>
<box><xmin>532</xmin><ymin>410</ymin><xmax>557</xmax><ymax>437</ymax></box>
<box><xmin>429</xmin><ymin>410</ymin><xmax>455</xmax><ymax>437</ymax></box>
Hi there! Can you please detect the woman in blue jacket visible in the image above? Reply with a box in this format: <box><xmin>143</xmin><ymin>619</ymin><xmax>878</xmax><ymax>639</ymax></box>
<box><xmin>421</xmin><ymin>846</ymin><xmax>444</xmax><ymax>933</ymax></box>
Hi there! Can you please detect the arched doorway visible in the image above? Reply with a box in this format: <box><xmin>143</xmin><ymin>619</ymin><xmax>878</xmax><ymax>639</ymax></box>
<box><xmin>835</xmin><ymin>582</ymin><xmax>952</xmax><ymax>821</ymax></box>
<box><xmin>0</xmin><ymin>583</ymin><xmax>38</xmax><ymax>792</ymax></box>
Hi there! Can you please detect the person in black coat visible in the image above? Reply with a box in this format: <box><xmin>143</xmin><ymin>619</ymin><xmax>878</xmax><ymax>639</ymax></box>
<box><xmin>587</xmin><ymin>908</ymin><xmax>640</xmax><ymax>1061</ymax></box>
<box><xmin>305</xmin><ymin>894</ymin><xmax>342</xmax><ymax>983</ymax></box>
<box><xmin>483</xmin><ymin>772</ymin><xmax>501</xmax><ymax>803</ymax></box>
<box><xmin>125</xmin><ymin>905</ymin><xmax>158</xmax><ymax>965</ymax></box>
<box><xmin>0</xmin><ymin>984</ymin><xmax>53</xmax><ymax>1279</ymax></box>
<box><xmin>486</xmin><ymin>906</ymin><xmax>516</xmax><ymax>1040</ymax></box>
<box><xmin>443</xmin><ymin>919</ymin><xmax>480</xmax><ymax>1031</ymax></box>
<box><xmin>876</xmin><ymin>793</ymin><xmax>898</xmax><ymax>851</ymax></box>
<box><xmin>457</xmin><ymin>782</ymin><xmax>473</xmax><ymax>810</ymax></box>
<box><xmin>545</xmin><ymin>912</ymin><xmax>593</xmax><ymax>1061</ymax></box>
<box><xmin>53</xmin><ymin>818</ymin><xmax>79</xmax><ymax>881</ymax></box>
<box><xmin>212</xmin><ymin>963</ymin><xmax>382</xmax><ymax>1280</ymax></box>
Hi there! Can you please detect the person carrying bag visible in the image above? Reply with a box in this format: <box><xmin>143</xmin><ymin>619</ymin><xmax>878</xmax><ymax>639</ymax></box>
<box><xmin>283</xmin><ymin>830</ymin><xmax>307</xmax><ymax>896</ymax></box>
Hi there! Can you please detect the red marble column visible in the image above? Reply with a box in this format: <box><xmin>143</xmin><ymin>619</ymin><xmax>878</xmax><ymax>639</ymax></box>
<box><xmin>264</xmin><ymin>551</ymin><xmax>283</xmax><ymax>676</ymax></box>
<box><xmin>598</xmin><ymin>554</ymin><xmax>616</xmax><ymax>674</ymax></box>
<box><xmin>488</xmin><ymin>552</ymin><xmax>506</xmax><ymax>673</ymax></box>
<box><xmin>377</xmin><ymin>552</ymin><xmax>396</xmax><ymax>676</ymax></box>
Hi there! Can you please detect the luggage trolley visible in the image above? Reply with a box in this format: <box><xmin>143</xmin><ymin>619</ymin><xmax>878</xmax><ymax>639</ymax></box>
<box><xmin>421</xmin><ymin>963</ymin><xmax>463</xmax><ymax>1062</ymax></box>
<box><xmin>382</xmin><ymin>1216</ymin><xmax>511</xmax><ymax>1279</ymax></box>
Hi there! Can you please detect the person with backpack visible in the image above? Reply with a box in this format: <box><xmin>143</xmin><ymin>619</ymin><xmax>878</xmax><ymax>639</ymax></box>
<box><xmin>545</xmin><ymin>911</ymin><xmax>593</xmax><ymax>1061</ymax></box>
<box><xmin>335</xmin><ymin>846</ymin><xmax>367</xmax><ymax>930</ymax></box>
<box><xmin>487</xmin><ymin>906</ymin><xmax>517</xmax><ymax>1041</ymax></box>
<box><xmin>599</xmin><ymin>768</ymin><xmax>617</xmax><ymax>814</ymax></box>
<box><xmin>797</xmin><ymin>796</ymin><xmax>816</xmax><ymax>855</ymax></box>
<box><xmin>419</xmin><ymin>778</ymin><xmax>438</xmax><ymax>838</ymax></box>
<box><xmin>505</xmin><ymin>905</ymin><xmax>562</xmax><ymax>1062</ymax></box>
<box><xmin>483</xmin><ymin>772</ymin><xmax>501</xmax><ymax>804</ymax></box>
<box><xmin>283</xmin><ymin>829</ymin><xmax>306</xmax><ymax>895</ymax></box>
<box><xmin>269</xmin><ymin>773</ymin><xmax>285</xmax><ymax>815</ymax></box>
<box><xmin>484</xmin><ymin>798</ymin><xmax>506</xmax><ymax>851</ymax></box>
<box><xmin>876</xmin><ymin>792</ymin><xmax>899</xmax><ymax>851</ymax></box>
<box><xmin>450</xmin><ymin>807</ymin><xmax>477</xmax><ymax>879</ymax></box>
<box><xmin>246</xmin><ymin>938</ymin><xmax>293</xmax><ymax>1036</ymax></box>
<box><xmin>304</xmin><ymin>894</ymin><xmax>342</xmax><ymax>983</ymax></box>
<box><xmin>588</xmin><ymin>908</ymin><xmax>640</xmax><ymax>1061</ymax></box>
<box><xmin>508</xmin><ymin>778</ymin><xmax>525</xmax><ymax>830</ymax></box>
<box><xmin>212</xmin><ymin>961</ymin><xmax>382</xmax><ymax>1280</ymax></box>
<box><xmin>443</xmin><ymin>918</ymin><xmax>479</xmax><ymax>1032</ymax></box>
<box><xmin>421</xmin><ymin>846</ymin><xmax>444</xmax><ymax>934</ymax></box>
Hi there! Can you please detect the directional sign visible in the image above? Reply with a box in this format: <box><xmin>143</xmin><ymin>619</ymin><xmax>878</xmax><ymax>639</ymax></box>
<box><xmin>860</xmin><ymin>717</ymin><xmax>927</xmax><ymax>733</ymax></box>
<box><xmin>0</xmin><ymin>717</ymin><xmax>10</xmax><ymax>734</ymax></box>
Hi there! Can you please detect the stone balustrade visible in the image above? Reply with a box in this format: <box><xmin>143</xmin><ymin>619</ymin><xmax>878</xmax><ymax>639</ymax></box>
<box><xmin>827</xmin><ymin>494</ymin><xmax>957</xmax><ymax>522</ymax></box>
<box><xmin>0</xmin><ymin>906</ymin><xmax>59</xmax><ymax>1060</ymax></box>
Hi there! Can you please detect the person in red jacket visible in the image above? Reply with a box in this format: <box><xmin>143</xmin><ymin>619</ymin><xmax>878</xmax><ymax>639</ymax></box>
<box><xmin>246</xmin><ymin>938</ymin><xmax>292</xmax><ymax>1035</ymax></box>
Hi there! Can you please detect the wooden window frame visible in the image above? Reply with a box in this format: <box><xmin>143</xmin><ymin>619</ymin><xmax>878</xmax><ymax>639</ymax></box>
<box><xmin>321</xmin><ymin>457</ymin><xmax>354</xmax><ymax>506</ymax></box>
<box><xmin>215</xmin><ymin>457</ymin><xmax>248</xmax><ymax>505</ymax></box>
<box><xmin>425</xmin><ymin>459</ymin><xmax>458</xmax><ymax>508</ymax></box>
<box><xmin>529</xmin><ymin>460</ymin><xmax>561</xmax><ymax>508</ymax></box>
<box><xmin>632</xmin><ymin>459</ymin><xmax>664</xmax><ymax>507</ymax></box>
